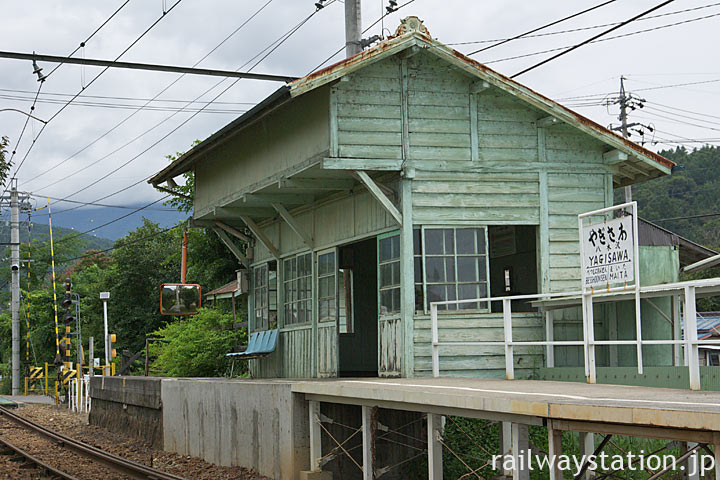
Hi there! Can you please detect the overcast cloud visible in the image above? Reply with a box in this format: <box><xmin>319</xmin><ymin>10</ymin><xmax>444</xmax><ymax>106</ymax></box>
<box><xmin>1</xmin><ymin>0</ymin><xmax>718</xmax><ymax>213</ymax></box>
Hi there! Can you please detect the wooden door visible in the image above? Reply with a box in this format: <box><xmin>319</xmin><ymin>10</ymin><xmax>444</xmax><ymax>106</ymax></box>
<box><xmin>378</xmin><ymin>233</ymin><xmax>402</xmax><ymax>377</ymax></box>
<box><xmin>317</xmin><ymin>248</ymin><xmax>338</xmax><ymax>377</ymax></box>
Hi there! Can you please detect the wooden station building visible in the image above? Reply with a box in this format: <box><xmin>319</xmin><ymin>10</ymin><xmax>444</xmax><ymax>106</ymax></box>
<box><xmin>150</xmin><ymin>17</ymin><xmax>692</xmax><ymax>382</ymax></box>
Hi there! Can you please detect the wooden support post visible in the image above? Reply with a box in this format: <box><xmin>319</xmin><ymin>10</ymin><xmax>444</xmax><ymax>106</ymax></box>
<box><xmin>579</xmin><ymin>432</ymin><xmax>595</xmax><ymax>480</ymax></box>
<box><xmin>500</xmin><ymin>422</ymin><xmax>512</xmax><ymax>477</ymax></box>
<box><xmin>400</xmin><ymin>174</ymin><xmax>414</xmax><ymax>377</ymax></box>
<box><xmin>309</xmin><ymin>401</ymin><xmax>322</xmax><ymax>471</ymax></box>
<box><xmin>547</xmin><ymin>420</ymin><xmax>562</xmax><ymax>480</ymax></box>
<box><xmin>714</xmin><ymin>440</ymin><xmax>720</xmax><ymax>480</ymax></box>
<box><xmin>427</xmin><ymin>414</ymin><xmax>443</xmax><ymax>480</ymax></box>
<box><xmin>361</xmin><ymin>405</ymin><xmax>374</xmax><ymax>480</ymax></box>
<box><xmin>511</xmin><ymin>423</ymin><xmax>529</xmax><ymax>480</ymax></box>
<box><xmin>545</xmin><ymin>311</ymin><xmax>554</xmax><ymax>368</ymax></box>
<box><xmin>686</xmin><ymin>442</ymin><xmax>700</xmax><ymax>480</ymax></box>
<box><xmin>214</xmin><ymin>220</ymin><xmax>253</xmax><ymax>244</ymax></box>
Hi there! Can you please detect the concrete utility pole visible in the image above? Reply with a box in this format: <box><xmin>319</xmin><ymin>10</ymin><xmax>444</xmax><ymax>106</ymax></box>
<box><xmin>345</xmin><ymin>0</ymin><xmax>362</xmax><ymax>58</ymax></box>
<box><xmin>10</xmin><ymin>181</ymin><xmax>20</xmax><ymax>395</ymax></box>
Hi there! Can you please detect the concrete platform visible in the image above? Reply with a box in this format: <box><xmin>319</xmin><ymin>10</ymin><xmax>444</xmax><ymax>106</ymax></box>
<box><xmin>292</xmin><ymin>377</ymin><xmax>720</xmax><ymax>442</ymax></box>
<box><xmin>0</xmin><ymin>395</ymin><xmax>54</xmax><ymax>406</ymax></box>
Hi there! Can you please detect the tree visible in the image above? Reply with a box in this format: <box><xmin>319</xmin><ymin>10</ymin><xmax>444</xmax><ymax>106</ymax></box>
<box><xmin>0</xmin><ymin>136</ymin><xmax>11</xmax><ymax>188</ymax></box>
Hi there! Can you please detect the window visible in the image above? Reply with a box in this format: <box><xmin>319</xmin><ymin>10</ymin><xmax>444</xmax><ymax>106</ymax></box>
<box><xmin>420</xmin><ymin>227</ymin><xmax>489</xmax><ymax>311</ymax></box>
<box><xmin>318</xmin><ymin>251</ymin><xmax>336</xmax><ymax>323</ymax></box>
<box><xmin>283</xmin><ymin>253</ymin><xmax>312</xmax><ymax>325</ymax></box>
<box><xmin>253</xmin><ymin>262</ymin><xmax>277</xmax><ymax>330</ymax></box>
<box><xmin>379</xmin><ymin>234</ymin><xmax>401</xmax><ymax>315</ymax></box>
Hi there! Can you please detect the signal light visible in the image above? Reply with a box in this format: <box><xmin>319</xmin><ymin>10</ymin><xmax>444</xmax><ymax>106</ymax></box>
<box><xmin>62</xmin><ymin>294</ymin><xmax>73</xmax><ymax>309</ymax></box>
<box><xmin>109</xmin><ymin>333</ymin><xmax>117</xmax><ymax>359</ymax></box>
<box><xmin>62</xmin><ymin>311</ymin><xmax>75</xmax><ymax>326</ymax></box>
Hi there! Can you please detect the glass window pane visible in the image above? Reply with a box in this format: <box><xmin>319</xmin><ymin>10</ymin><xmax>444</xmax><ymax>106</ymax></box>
<box><xmin>319</xmin><ymin>300</ymin><xmax>328</xmax><ymax>321</ymax></box>
<box><xmin>329</xmin><ymin>302</ymin><xmax>336</xmax><ymax>321</ymax></box>
<box><xmin>414</xmin><ymin>284</ymin><xmax>424</xmax><ymax>311</ymax></box>
<box><xmin>425</xmin><ymin>257</ymin><xmax>446</xmax><ymax>283</ymax></box>
<box><xmin>413</xmin><ymin>229</ymin><xmax>421</xmax><ymax>255</ymax></box>
<box><xmin>379</xmin><ymin>237</ymin><xmax>394</xmax><ymax>261</ymax></box>
<box><xmin>380</xmin><ymin>290</ymin><xmax>393</xmax><ymax>314</ymax></box>
<box><xmin>426</xmin><ymin>284</ymin><xmax>446</xmax><ymax>304</ymax></box>
<box><xmin>457</xmin><ymin>256</ymin><xmax>480</xmax><ymax>283</ymax></box>
<box><xmin>456</xmin><ymin>228</ymin><xmax>477</xmax><ymax>254</ymax></box>
<box><xmin>391</xmin><ymin>235</ymin><xmax>400</xmax><ymax>258</ymax></box>
<box><xmin>392</xmin><ymin>288</ymin><xmax>400</xmax><ymax>313</ymax></box>
<box><xmin>414</xmin><ymin>257</ymin><xmax>423</xmax><ymax>283</ymax></box>
<box><xmin>425</xmin><ymin>229</ymin><xmax>443</xmax><ymax>255</ymax></box>
<box><xmin>444</xmin><ymin>229</ymin><xmax>454</xmax><ymax>254</ymax></box>
<box><xmin>392</xmin><ymin>261</ymin><xmax>400</xmax><ymax>285</ymax></box>
<box><xmin>477</xmin><ymin>229</ymin><xmax>486</xmax><ymax>254</ymax></box>
<box><xmin>380</xmin><ymin>263</ymin><xmax>395</xmax><ymax>288</ymax></box>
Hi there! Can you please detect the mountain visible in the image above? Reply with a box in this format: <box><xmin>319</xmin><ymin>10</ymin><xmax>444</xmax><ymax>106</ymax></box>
<box><xmin>631</xmin><ymin>146</ymin><xmax>720</xmax><ymax>250</ymax></box>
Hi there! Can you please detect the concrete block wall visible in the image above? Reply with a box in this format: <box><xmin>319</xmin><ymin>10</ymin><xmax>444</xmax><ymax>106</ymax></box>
<box><xmin>161</xmin><ymin>378</ymin><xmax>310</xmax><ymax>480</ymax></box>
<box><xmin>89</xmin><ymin>376</ymin><xmax>163</xmax><ymax>448</ymax></box>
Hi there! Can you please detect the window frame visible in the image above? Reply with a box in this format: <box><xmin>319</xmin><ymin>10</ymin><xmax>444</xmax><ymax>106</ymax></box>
<box><xmin>317</xmin><ymin>248</ymin><xmax>337</xmax><ymax>324</ymax></box>
<box><xmin>377</xmin><ymin>231</ymin><xmax>402</xmax><ymax>318</ymax></box>
<box><xmin>253</xmin><ymin>262</ymin><xmax>278</xmax><ymax>331</ymax></box>
<box><xmin>419</xmin><ymin>225</ymin><xmax>491</xmax><ymax>314</ymax></box>
<box><xmin>282</xmin><ymin>251</ymin><xmax>313</xmax><ymax>327</ymax></box>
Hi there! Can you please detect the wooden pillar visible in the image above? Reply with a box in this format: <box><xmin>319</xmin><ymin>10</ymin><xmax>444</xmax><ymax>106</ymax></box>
<box><xmin>232</xmin><ymin>294</ymin><xmax>237</xmax><ymax>323</ymax></box>
<box><xmin>686</xmin><ymin>442</ymin><xmax>700</xmax><ymax>480</ymax></box>
<box><xmin>579</xmin><ymin>432</ymin><xmax>595</xmax><ymax>480</ymax></box>
<box><xmin>400</xmin><ymin>173</ymin><xmax>414</xmax><ymax>377</ymax></box>
<box><xmin>545</xmin><ymin>311</ymin><xmax>554</xmax><ymax>368</ymax></box>
<box><xmin>362</xmin><ymin>405</ymin><xmax>374</xmax><ymax>480</ymax></box>
<box><xmin>547</xmin><ymin>420</ymin><xmax>562</xmax><ymax>480</ymax></box>
<box><xmin>500</xmin><ymin>421</ymin><xmax>513</xmax><ymax>477</ymax></box>
<box><xmin>427</xmin><ymin>414</ymin><xmax>443</xmax><ymax>479</ymax></box>
<box><xmin>511</xmin><ymin>423</ymin><xmax>529</xmax><ymax>480</ymax></box>
<box><xmin>309</xmin><ymin>401</ymin><xmax>321</xmax><ymax>471</ymax></box>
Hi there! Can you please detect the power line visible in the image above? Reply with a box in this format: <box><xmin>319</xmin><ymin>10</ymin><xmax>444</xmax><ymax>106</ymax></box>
<box><xmin>28</xmin><ymin>195</ymin><xmax>177</xmax><ymax>213</ymax></box>
<box><xmin>46</xmin><ymin>3</ymin><xmax>334</xmax><ymax>214</ymax></box>
<box><xmin>557</xmin><ymin>77</ymin><xmax>720</xmax><ymax>102</ymax></box>
<box><xmin>11</xmin><ymin>0</ymin><xmax>185</xmax><ymax>180</ymax></box>
<box><xmin>452</xmin><ymin>2</ymin><xmax>720</xmax><ymax>47</ymax></box>
<box><xmin>26</xmin><ymin>0</ymin><xmax>277</xmax><ymax>190</ymax></box>
<box><xmin>468</xmin><ymin>0</ymin><xmax>617</xmax><ymax>55</ymax></box>
<box><xmin>652</xmin><ymin>212</ymin><xmax>720</xmax><ymax>223</ymax></box>
<box><xmin>52</xmin><ymin>195</ymin><xmax>170</xmax><ymax>245</ymax></box>
<box><xmin>5</xmin><ymin>0</ymin><xmax>132</xmax><ymax>188</ymax></box>
<box><xmin>511</xmin><ymin>0</ymin><xmax>676</xmax><ymax>78</ymax></box>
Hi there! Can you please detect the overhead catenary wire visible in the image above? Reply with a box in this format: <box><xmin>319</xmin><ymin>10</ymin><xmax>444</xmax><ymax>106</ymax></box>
<box><xmin>10</xmin><ymin>0</ymin><xmax>184</xmax><ymax>181</ymax></box>
<box><xmin>450</xmin><ymin>2</ymin><xmax>720</xmax><ymax>47</ymax></box>
<box><xmin>25</xmin><ymin>0</ymin><xmax>275</xmax><ymax>188</ymax></box>
<box><xmin>510</xmin><ymin>0</ymin><xmax>677</xmax><ymax>78</ymax></box>
<box><xmin>467</xmin><ymin>0</ymin><xmax>617</xmax><ymax>55</ymax></box>
<box><xmin>45</xmin><ymin>2</ymin><xmax>336</xmax><ymax>214</ymax></box>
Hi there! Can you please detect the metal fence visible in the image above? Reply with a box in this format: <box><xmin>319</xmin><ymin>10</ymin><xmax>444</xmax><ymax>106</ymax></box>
<box><xmin>430</xmin><ymin>277</ymin><xmax>720</xmax><ymax>390</ymax></box>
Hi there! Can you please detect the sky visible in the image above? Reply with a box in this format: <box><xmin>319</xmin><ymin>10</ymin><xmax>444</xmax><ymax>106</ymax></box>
<box><xmin>1</xmin><ymin>0</ymin><xmax>719</xmax><ymax>226</ymax></box>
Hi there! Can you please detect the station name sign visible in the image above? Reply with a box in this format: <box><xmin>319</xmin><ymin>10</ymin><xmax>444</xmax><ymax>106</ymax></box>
<box><xmin>581</xmin><ymin>215</ymin><xmax>634</xmax><ymax>289</ymax></box>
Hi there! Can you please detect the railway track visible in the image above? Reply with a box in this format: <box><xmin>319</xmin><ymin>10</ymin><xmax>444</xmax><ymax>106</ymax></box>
<box><xmin>0</xmin><ymin>406</ymin><xmax>185</xmax><ymax>480</ymax></box>
<box><xmin>0</xmin><ymin>434</ymin><xmax>79</xmax><ymax>479</ymax></box>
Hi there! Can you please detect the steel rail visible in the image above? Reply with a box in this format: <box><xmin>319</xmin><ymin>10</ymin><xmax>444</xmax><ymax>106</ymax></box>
<box><xmin>0</xmin><ymin>434</ymin><xmax>80</xmax><ymax>480</ymax></box>
<box><xmin>0</xmin><ymin>406</ymin><xmax>185</xmax><ymax>480</ymax></box>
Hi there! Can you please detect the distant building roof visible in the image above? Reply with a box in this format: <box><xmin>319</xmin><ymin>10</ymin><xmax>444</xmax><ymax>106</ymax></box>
<box><xmin>206</xmin><ymin>280</ymin><xmax>244</xmax><ymax>299</ymax></box>
<box><xmin>698</xmin><ymin>313</ymin><xmax>720</xmax><ymax>340</ymax></box>
<box><xmin>639</xmin><ymin>218</ymin><xmax>718</xmax><ymax>267</ymax></box>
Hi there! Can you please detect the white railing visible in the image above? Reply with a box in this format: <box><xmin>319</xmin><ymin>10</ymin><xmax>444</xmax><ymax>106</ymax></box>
<box><xmin>430</xmin><ymin>277</ymin><xmax>720</xmax><ymax>390</ymax></box>
<box><xmin>68</xmin><ymin>374</ymin><xmax>91</xmax><ymax>413</ymax></box>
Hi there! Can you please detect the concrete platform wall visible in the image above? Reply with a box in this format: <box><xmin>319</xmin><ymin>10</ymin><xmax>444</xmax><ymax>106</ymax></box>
<box><xmin>161</xmin><ymin>378</ymin><xmax>309</xmax><ymax>480</ymax></box>
<box><xmin>88</xmin><ymin>376</ymin><xmax>163</xmax><ymax>448</ymax></box>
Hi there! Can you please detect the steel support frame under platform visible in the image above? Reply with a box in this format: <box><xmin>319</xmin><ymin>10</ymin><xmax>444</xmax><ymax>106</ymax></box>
<box><xmin>303</xmin><ymin>395</ymin><xmax>720</xmax><ymax>480</ymax></box>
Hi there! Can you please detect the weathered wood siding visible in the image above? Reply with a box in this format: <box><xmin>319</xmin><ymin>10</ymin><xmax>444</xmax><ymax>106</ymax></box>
<box><xmin>414</xmin><ymin>314</ymin><xmax>544</xmax><ymax>378</ymax></box>
<box><xmin>251</xmin><ymin>189</ymin><xmax>396</xmax><ymax>378</ymax></box>
<box><xmin>194</xmin><ymin>87</ymin><xmax>330</xmax><ymax>218</ymax></box>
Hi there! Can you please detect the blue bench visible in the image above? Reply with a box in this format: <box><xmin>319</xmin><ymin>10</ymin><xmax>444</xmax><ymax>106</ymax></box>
<box><xmin>227</xmin><ymin>329</ymin><xmax>278</xmax><ymax>360</ymax></box>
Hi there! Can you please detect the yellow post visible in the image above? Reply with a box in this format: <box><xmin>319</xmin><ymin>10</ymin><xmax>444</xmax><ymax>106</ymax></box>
<box><xmin>54</xmin><ymin>380</ymin><xmax>58</xmax><ymax>405</ymax></box>
<box><xmin>111</xmin><ymin>362</ymin><xmax>115</xmax><ymax>376</ymax></box>
<box><xmin>24</xmin><ymin>377</ymin><xmax>27</xmax><ymax>396</ymax></box>
<box><xmin>44</xmin><ymin>362</ymin><xmax>48</xmax><ymax>396</ymax></box>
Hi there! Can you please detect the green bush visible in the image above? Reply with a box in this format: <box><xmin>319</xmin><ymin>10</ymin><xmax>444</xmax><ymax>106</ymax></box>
<box><xmin>150</xmin><ymin>308</ymin><xmax>241</xmax><ymax>377</ymax></box>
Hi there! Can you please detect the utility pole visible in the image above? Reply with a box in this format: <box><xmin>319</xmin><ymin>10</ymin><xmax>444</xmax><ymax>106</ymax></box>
<box><xmin>345</xmin><ymin>0</ymin><xmax>362</xmax><ymax>57</ymax></box>
<box><xmin>608</xmin><ymin>76</ymin><xmax>651</xmax><ymax>204</ymax></box>
<box><xmin>0</xmin><ymin>180</ymin><xmax>32</xmax><ymax>395</ymax></box>
<box><xmin>10</xmin><ymin>180</ymin><xmax>20</xmax><ymax>395</ymax></box>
